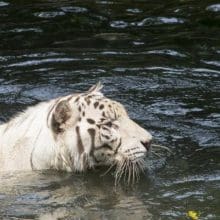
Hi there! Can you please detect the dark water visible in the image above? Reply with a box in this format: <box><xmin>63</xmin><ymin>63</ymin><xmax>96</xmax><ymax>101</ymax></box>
<box><xmin>0</xmin><ymin>0</ymin><xmax>220</xmax><ymax>219</ymax></box>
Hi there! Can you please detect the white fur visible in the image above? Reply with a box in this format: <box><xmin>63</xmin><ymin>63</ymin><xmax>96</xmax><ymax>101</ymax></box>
<box><xmin>0</xmin><ymin>83</ymin><xmax>152</xmax><ymax>172</ymax></box>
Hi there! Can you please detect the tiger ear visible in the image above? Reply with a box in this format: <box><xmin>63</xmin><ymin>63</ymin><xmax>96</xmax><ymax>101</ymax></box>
<box><xmin>87</xmin><ymin>81</ymin><xmax>103</xmax><ymax>93</ymax></box>
<box><xmin>51</xmin><ymin>100</ymin><xmax>72</xmax><ymax>133</ymax></box>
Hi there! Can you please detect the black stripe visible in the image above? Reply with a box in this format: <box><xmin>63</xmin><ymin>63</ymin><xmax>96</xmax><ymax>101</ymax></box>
<box><xmin>85</xmin><ymin>97</ymin><xmax>91</xmax><ymax>105</ymax></box>
<box><xmin>102</xmin><ymin>126</ymin><xmax>110</xmax><ymax>131</ymax></box>
<box><xmin>128</xmin><ymin>151</ymin><xmax>146</xmax><ymax>156</ymax></box>
<box><xmin>76</xmin><ymin>126</ymin><xmax>84</xmax><ymax>155</ymax></box>
<box><xmin>114</xmin><ymin>138</ymin><xmax>122</xmax><ymax>154</ymax></box>
<box><xmin>88</xmin><ymin>128</ymin><xmax>96</xmax><ymax>156</ymax></box>
<box><xmin>124</xmin><ymin>147</ymin><xmax>139</xmax><ymax>153</ymax></box>
<box><xmin>46</xmin><ymin>99</ymin><xmax>60</xmax><ymax>128</ymax></box>
<box><xmin>74</xmin><ymin>96</ymin><xmax>80</xmax><ymax>103</ymax></box>
<box><xmin>101</xmin><ymin>134</ymin><xmax>110</xmax><ymax>140</ymax></box>
<box><xmin>95</xmin><ymin>144</ymin><xmax>113</xmax><ymax>151</ymax></box>
<box><xmin>82</xmin><ymin>153</ymin><xmax>87</xmax><ymax>169</ymax></box>
<box><xmin>30</xmin><ymin>153</ymin><xmax>34</xmax><ymax>170</ymax></box>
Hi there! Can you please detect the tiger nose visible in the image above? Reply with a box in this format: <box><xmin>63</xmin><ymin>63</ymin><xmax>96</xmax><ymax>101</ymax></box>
<box><xmin>141</xmin><ymin>140</ymin><xmax>152</xmax><ymax>151</ymax></box>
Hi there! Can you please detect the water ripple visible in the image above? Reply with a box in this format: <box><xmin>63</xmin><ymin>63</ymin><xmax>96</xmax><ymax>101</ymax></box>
<box><xmin>61</xmin><ymin>6</ymin><xmax>88</xmax><ymax>13</ymax></box>
<box><xmin>126</xmin><ymin>8</ymin><xmax>142</xmax><ymax>14</ymax></box>
<box><xmin>113</xmin><ymin>66</ymin><xmax>184</xmax><ymax>73</ymax></box>
<box><xmin>195</xmin><ymin>114</ymin><xmax>220</xmax><ymax>128</ymax></box>
<box><xmin>202</xmin><ymin>60</ymin><xmax>220</xmax><ymax>67</ymax></box>
<box><xmin>110</xmin><ymin>17</ymin><xmax>185</xmax><ymax>28</ymax></box>
<box><xmin>146</xmin><ymin>49</ymin><xmax>187</xmax><ymax>57</ymax></box>
<box><xmin>134</xmin><ymin>17</ymin><xmax>185</xmax><ymax>26</ymax></box>
<box><xmin>18</xmin><ymin>52</ymin><xmax>64</xmax><ymax>58</ymax></box>
<box><xmin>34</xmin><ymin>11</ymin><xmax>65</xmax><ymax>18</ymax></box>
<box><xmin>206</xmin><ymin>4</ymin><xmax>220</xmax><ymax>12</ymax></box>
<box><xmin>97</xmin><ymin>49</ymin><xmax>187</xmax><ymax>57</ymax></box>
<box><xmin>7</xmin><ymin>28</ymin><xmax>42</xmax><ymax>33</ymax></box>
<box><xmin>0</xmin><ymin>1</ymin><xmax>8</xmax><ymax>7</ymax></box>
<box><xmin>192</xmin><ymin>68</ymin><xmax>220</xmax><ymax>75</ymax></box>
<box><xmin>0</xmin><ymin>1</ymin><xmax>219</xmax><ymax>219</ymax></box>
<box><xmin>148</xmin><ymin>101</ymin><xmax>190</xmax><ymax>116</ymax></box>
<box><xmin>164</xmin><ymin>173</ymin><xmax>220</xmax><ymax>186</ymax></box>
<box><xmin>133</xmin><ymin>41</ymin><xmax>145</xmax><ymax>45</ymax></box>
<box><xmin>110</xmin><ymin>20</ymin><xmax>128</xmax><ymax>28</ymax></box>
<box><xmin>5</xmin><ymin>58</ymin><xmax>78</xmax><ymax>67</ymax></box>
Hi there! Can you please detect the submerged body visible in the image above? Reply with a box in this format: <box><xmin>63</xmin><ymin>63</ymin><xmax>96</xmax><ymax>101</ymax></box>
<box><xmin>0</xmin><ymin>83</ymin><xmax>152</xmax><ymax>181</ymax></box>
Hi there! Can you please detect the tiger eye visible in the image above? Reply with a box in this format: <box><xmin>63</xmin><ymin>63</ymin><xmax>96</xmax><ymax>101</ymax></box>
<box><xmin>105</xmin><ymin>121</ymin><xmax>112</xmax><ymax>127</ymax></box>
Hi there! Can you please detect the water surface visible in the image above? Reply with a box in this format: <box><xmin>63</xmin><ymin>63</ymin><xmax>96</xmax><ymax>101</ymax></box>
<box><xmin>0</xmin><ymin>0</ymin><xmax>219</xmax><ymax>219</ymax></box>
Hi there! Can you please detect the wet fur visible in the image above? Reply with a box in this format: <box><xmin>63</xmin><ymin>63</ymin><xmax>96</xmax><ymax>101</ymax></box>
<box><xmin>0</xmin><ymin>83</ymin><xmax>152</xmax><ymax>184</ymax></box>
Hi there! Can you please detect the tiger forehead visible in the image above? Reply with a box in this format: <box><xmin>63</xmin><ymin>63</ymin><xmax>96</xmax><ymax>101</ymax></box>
<box><xmin>74</xmin><ymin>95</ymin><xmax>127</xmax><ymax>118</ymax></box>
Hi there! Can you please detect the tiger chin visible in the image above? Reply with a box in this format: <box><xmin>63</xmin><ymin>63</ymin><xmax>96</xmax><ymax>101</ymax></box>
<box><xmin>0</xmin><ymin>82</ymin><xmax>152</xmax><ymax>184</ymax></box>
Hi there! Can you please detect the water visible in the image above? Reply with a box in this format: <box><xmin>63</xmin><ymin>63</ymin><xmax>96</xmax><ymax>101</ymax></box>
<box><xmin>0</xmin><ymin>0</ymin><xmax>219</xmax><ymax>219</ymax></box>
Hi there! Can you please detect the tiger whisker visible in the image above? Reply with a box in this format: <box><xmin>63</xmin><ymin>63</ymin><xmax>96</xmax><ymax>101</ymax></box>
<box><xmin>100</xmin><ymin>161</ymin><xmax>116</xmax><ymax>177</ymax></box>
<box><xmin>136</xmin><ymin>162</ymin><xmax>142</xmax><ymax>182</ymax></box>
<box><xmin>122</xmin><ymin>160</ymin><xmax>128</xmax><ymax>184</ymax></box>
<box><xmin>115</xmin><ymin>160</ymin><xmax>123</xmax><ymax>183</ymax></box>
<box><xmin>133</xmin><ymin>162</ymin><xmax>138</xmax><ymax>184</ymax></box>
<box><xmin>151</xmin><ymin>144</ymin><xmax>172</xmax><ymax>154</ymax></box>
<box><xmin>125</xmin><ymin>160</ymin><xmax>131</xmax><ymax>185</ymax></box>
<box><xmin>151</xmin><ymin>151</ymin><xmax>163</xmax><ymax>158</ymax></box>
<box><xmin>127</xmin><ymin>160</ymin><xmax>130</xmax><ymax>185</ymax></box>
<box><xmin>132</xmin><ymin>162</ymin><xmax>137</xmax><ymax>185</ymax></box>
<box><xmin>135</xmin><ymin>164</ymin><xmax>139</xmax><ymax>182</ymax></box>
<box><xmin>136</xmin><ymin>159</ymin><xmax>145</xmax><ymax>174</ymax></box>
<box><xmin>128</xmin><ymin>161</ymin><xmax>133</xmax><ymax>185</ymax></box>
<box><xmin>118</xmin><ymin>160</ymin><xmax>126</xmax><ymax>182</ymax></box>
<box><xmin>115</xmin><ymin>160</ymin><xmax>126</xmax><ymax>186</ymax></box>
<box><xmin>115</xmin><ymin>166</ymin><xmax>121</xmax><ymax>184</ymax></box>
<box><xmin>135</xmin><ymin>162</ymin><xmax>141</xmax><ymax>182</ymax></box>
<box><xmin>114</xmin><ymin>156</ymin><xmax>147</xmax><ymax>186</ymax></box>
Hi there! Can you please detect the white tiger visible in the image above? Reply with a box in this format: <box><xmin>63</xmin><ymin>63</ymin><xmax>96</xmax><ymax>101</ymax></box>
<box><xmin>0</xmin><ymin>83</ymin><xmax>152</xmax><ymax>183</ymax></box>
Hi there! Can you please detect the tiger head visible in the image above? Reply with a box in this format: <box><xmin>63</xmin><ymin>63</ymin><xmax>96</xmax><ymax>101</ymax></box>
<box><xmin>49</xmin><ymin>83</ymin><xmax>152</xmax><ymax>183</ymax></box>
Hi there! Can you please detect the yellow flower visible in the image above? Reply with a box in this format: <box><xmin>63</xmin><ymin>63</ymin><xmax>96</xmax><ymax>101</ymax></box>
<box><xmin>187</xmin><ymin>210</ymin><xmax>199</xmax><ymax>220</ymax></box>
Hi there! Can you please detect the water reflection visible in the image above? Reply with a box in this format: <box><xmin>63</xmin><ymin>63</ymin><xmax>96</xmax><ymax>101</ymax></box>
<box><xmin>0</xmin><ymin>171</ymin><xmax>154</xmax><ymax>219</ymax></box>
